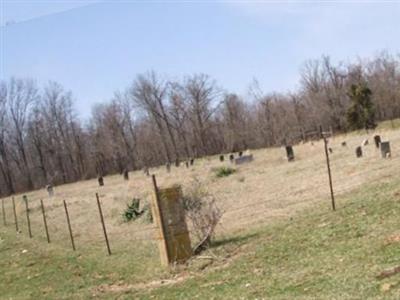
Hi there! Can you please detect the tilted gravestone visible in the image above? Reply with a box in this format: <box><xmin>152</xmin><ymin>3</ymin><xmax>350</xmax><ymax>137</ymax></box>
<box><xmin>219</xmin><ymin>155</ymin><xmax>224</xmax><ymax>162</ymax></box>
<box><xmin>235</xmin><ymin>154</ymin><xmax>253</xmax><ymax>165</ymax></box>
<box><xmin>98</xmin><ymin>176</ymin><xmax>104</xmax><ymax>186</ymax></box>
<box><xmin>374</xmin><ymin>135</ymin><xmax>381</xmax><ymax>149</ymax></box>
<box><xmin>151</xmin><ymin>185</ymin><xmax>192</xmax><ymax>266</ymax></box>
<box><xmin>356</xmin><ymin>146</ymin><xmax>362</xmax><ymax>158</ymax></box>
<box><xmin>285</xmin><ymin>146</ymin><xmax>295</xmax><ymax>162</ymax></box>
<box><xmin>380</xmin><ymin>141</ymin><xmax>391</xmax><ymax>158</ymax></box>
<box><xmin>328</xmin><ymin>148</ymin><xmax>333</xmax><ymax>154</ymax></box>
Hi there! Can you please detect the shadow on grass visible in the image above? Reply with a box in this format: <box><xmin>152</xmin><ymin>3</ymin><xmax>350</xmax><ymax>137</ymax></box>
<box><xmin>211</xmin><ymin>232</ymin><xmax>260</xmax><ymax>248</ymax></box>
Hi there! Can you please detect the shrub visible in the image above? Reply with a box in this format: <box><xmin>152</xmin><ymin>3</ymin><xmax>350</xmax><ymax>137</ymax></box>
<box><xmin>214</xmin><ymin>166</ymin><xmax>236</xmax><ymax>178</ymax></box>
<box><xmin>122</xmin><ymin>198</ymin><xmax>152</xmax><ymax>223</ymax></box>
<box><xmin>182</xmin><ymin>179</ymin><xmax>223</xmax><ymax>254</ymax></box>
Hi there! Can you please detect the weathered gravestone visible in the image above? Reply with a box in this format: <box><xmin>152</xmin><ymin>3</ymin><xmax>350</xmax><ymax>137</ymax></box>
<box><xmin>341</xmin><ymin>141</ymin><xmax>347</xmax><ymax>147</ymax></box>
<box><xmin>328</xmin><ymin>148</ymin><xmax>333</xmax><ymax>154</ymax></box>
<box><xmin>362</xmin><ymin>139</ymin><xmax>369</xmax><ymax>146</ymax></box>
<box><xmin>166</xmin><ymin>163</ymin><xmax>171</xmax><ymax>173</ymax></box>
<box><xmin>151</xmin><ymin>184</ymin><xmax>192</xmax><ymax>266</ymax></box>
<box><xmin>190</xmin><ymin>158</ymin><xmax>194</xmax><ymax>166</ymax></box>
<box><xmin>285</xmin><ymin>146</ymin><xmax>295</xmax><ymax>162</ymax></box>
<box><xmin>238</xmin><ymin>151</ymin><xmax>243</xmax><ymax>157</ymax></box>
<box><xmin>356</xmin><ymin>146</ymin><xmax>362</xmax><ymax>158</ymax></box>
<box><xmin>46</xmin><ymin>185</ymin><xmax>54</xmax><ymax>197</ymax></box>
<box><xmin>175</xmin><ymin>159</ymin><xmax>180</xmax><ymax>167</ymax></box>
<box><xmin>229</xmin><ymin>154</ymin><xmax>235</xmax><ymax>162</ymax></box>
<box><xmin>374</xmin><ymin>135</ymin><xmax>381</xmax><ymax>149</ymax></box>
<box><xmin>123</xmin><ymin>170</ymin><xmax>129</xmax><ymax>180</ymax></box>
<box><xmin>219</xmin><ymin>155</ymin><xmax>224</xmax><ymax>162</ymax></box>
<box><xmin>185</xmin><ymin>161</ymin><xmax>189</xmax><ymax>168</ymax></box>
<box><xmin>235</xmin><ymin>154</ymin><xmax>253</xmax><ymax>165</ymax></box>
<box><xmin>380</xmin><ymin>141</ymin><xmax>391</xmax><ymax>158</ymax></box>
<box><xmin>98</xmin><ymin>176</ymin><xmax>104</xmax><ymax>186</ymax></box>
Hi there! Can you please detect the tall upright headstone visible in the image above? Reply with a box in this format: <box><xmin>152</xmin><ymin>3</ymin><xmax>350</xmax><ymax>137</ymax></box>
<box><xmin>123</xmin><ymin>170</ymin><xmax>129</xmax><ymax>180</ymax></box>
<box><xmin>285</xmin><ymin>146</ymin><xmax>295</xmax><ymax>162</ymax></box>
<box><xmin>219</xmin><ymin>155</ymin><xmax>224</xmax><ymax>162</ymax></box>
<box><xmin>98</xmin><ymin>176</ymin><xmax>104</xmax><ymax>186</ymax></box>
<box><xmin>356</xmin><ymin>146</ymin><xmax>363</xmax><ymax>158</ymax></box>
<box><xmin>374</xmin><ymin>135</ymin><xmax>381</xmax><ymax>149</ymax></box>
<box><xmin>46</xmin><ymin>185</ymin><xmax>54</xmax><ymax>197</ymax></box>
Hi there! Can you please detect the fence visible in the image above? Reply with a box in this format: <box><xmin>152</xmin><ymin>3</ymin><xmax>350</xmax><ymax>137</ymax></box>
<box><xmin>0</xmin><ymin>129</ymin><xmax>398</xmax><ymax>265</ymax></box>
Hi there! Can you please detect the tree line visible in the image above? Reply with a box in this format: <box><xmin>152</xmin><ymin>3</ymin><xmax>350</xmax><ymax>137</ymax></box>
<box><xmin>1</xmin><ymin>51</ymin><xmax>399</xmax><ymax>196</ymax></box>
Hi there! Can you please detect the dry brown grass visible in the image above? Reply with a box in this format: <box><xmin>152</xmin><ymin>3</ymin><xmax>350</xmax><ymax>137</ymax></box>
<box><xmin>2</xmin><ymin>127</ymin><xmax>400</xmax><ymax>252</ymax></box>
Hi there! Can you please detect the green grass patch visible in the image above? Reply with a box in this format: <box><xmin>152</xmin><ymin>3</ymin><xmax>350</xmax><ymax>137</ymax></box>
<box><xmin>2</xmin><ymin>174</ymin><xmax>400</xmax><ymax>299</ymax></box>
<box><xmin>213</xmin><ymin>166</ymin><xmax>236</xmax><ymax>178</ymax></box>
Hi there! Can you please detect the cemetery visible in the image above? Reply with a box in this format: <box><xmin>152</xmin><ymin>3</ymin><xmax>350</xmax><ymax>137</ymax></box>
<box><xmin>1</xmin><ymin>124</ymin><xmax>400</xmax><ymax>298</ymax></box>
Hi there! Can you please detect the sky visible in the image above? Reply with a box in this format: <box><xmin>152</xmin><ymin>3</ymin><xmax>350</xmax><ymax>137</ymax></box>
<box><xmin>1</xmin><ymin>1</ymin><xmax>400</xmax><ymax>118</ymax></box>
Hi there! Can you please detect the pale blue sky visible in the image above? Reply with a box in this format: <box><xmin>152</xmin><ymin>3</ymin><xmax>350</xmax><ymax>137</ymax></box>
<box><xmin>1</xmin><ymin>1</ymin><xmax>400</xmax><ymax>118</ymax></box>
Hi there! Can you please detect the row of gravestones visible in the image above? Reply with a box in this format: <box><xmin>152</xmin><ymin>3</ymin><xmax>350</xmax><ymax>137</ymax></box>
<box><xmin>283</xmin><ymin>134</ymin><xmax>391</xmax><ymax>163</ymax></box>
<box><xmin>97</xmin><ymin>158</ymin><xmax>197</xmax><ymax>187</ymax></box>
<box><xmin>355</xmin><ymin>135</ymin><xmax>391</xmax><ymax>158</ymax></box>
<box><xmin>47</xmin><ymin>134</ymin><xmax>392</xmax><ymax>194</ymax></box>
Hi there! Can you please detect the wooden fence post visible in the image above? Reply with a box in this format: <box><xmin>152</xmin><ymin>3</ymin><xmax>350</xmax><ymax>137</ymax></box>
<box><xmin>63</xmin><ymin>200</ymin><xmax>76</xmax><ymax>251</ymax></box>
<box><xmin>40</xmin><ymin>199</ymin><xmax>50</xmax><ymax>243</ymax></box>
<box><xmin>95</xmin><ymin>193</ymin><xmax>111</xmax><ymax>255</ymax></box>
<box><xmin>23</xmin><ymin>195</ymin><xmax>32</xmax><ymax>238</ymax></box>
<box><xmin>1</xmin><ymin>198</ymin><xmax>6</xmax><ymax>226</ymax></box>
<box><xmin>12</xmin><ymin>197</ymin><xmax>19</xmax><ymax>232</ymax></box>
<box><xmin>320</xmin><ymin>126</ymin><xmax>336</xmax><ymax>211</ymax></box>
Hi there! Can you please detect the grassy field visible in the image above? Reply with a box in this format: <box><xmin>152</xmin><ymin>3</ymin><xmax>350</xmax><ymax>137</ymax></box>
<box><xmin>1</xmin><ymin>125</ymin><xmax>400</xmax><ymax>299</ymax></box>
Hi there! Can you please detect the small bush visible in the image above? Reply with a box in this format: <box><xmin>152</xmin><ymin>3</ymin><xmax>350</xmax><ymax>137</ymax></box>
<box><xmin>214</xmin><ymin>166</ymin><xmax>236</xmax><ymax>178</ymax></box>
<box><xmin>122</xmin><ymin>198</ymin><xmax>152</xmax><ymax>223</ymax></box>
<box><xmin>183</xmin><ymin>179</ymin><xmax>223</xmax><ymax>254</ymax></box>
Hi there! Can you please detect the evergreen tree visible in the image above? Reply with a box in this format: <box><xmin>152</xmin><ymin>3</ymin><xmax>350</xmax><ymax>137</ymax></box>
<box><xmin>346</xmin><ymin>83</ymin><xmax>376</xmax><ymax>130</ymax></box>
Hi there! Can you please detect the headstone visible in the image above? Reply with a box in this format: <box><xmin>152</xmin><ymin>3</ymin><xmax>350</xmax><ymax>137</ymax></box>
<box><xmin>356</xmin><ymin>146</ymin><xmax>362</xmax><ymax>158</ymax></box>
<box><xmin>190</xmin><ymin>158</ymin><xmax>194</xmax><ymax>166</ymax></box>
<box><xmin>123</xmin><ymin>169</ymin><xmax>129</xmax><ymax>180</ymax></box>
<box><xmin>143</xmin><ymin>167</ymin><xmax>150</xmax><ymax>176</ymax></box>
<box><xmin>362</xmin><ymin>139</ymin><xmax>369</xmax><ymax>146</ymax></box>
<box><xmin>238</xmin><ymin>151</ymin><xmax>243</xmax><ymax>157</ymax></box>
<box><xmin>380</xmin><ymin>141</ymin><xmax>391</xmax><ymax>158</ymax></box>
<box><xmin>98</xmin><ymin>176</ymin><xmax>104</xmax><ymax>186</ymax></box>
<box><xmin>151</xmin><ymin>185</ymin><xmax>192</xmax><ymax>266</ymax></box>
<box><xmin>185</xmin><ymin>161</ymin><xmax>189</xmax><ymax>168</ymax></box>
<box><xmin>229</xmin><ymin>154</ymin><xmax>235</xmax><ymax>162</ymax></box>
<box><xmin>219</xmin><ymin>155</ymin><xmax>224</xmax><ymax>162</ymax></box>
<box><xmin>166</xmin><ymin>163</ymin><xmax>171</xmax><ymax>173</ymax></box>
<box><xmin>235</xmin><ymin>154</ymin><xmax>253</xmax><ymax>165</ymax></box>
<box><xmin>328</xmin><ymin>148</ymin><xmax>333</xmax><ymax>154</ymax></box>
<box><xmin>341</xmin><ymin>141</ymin><xmax>347</xmax><ymax>147</ymax></box>
<box><xmin>46</xmin><ymin>185</ymin><xmax>54</xmax><ymax>197</ymax></box>
<box><xmin>285</xmin><ymin>146</ymin><xmax>295</xmax><ymax>162</ymax></box>
<box><xmin>374</xmin><ymin>135</ymin><xmax>381</xmax><ymax>149</ymax></box>
<box><xmin>175</xmin><ymin>159</ymin><xmax>180</xmax><ymax>167</ymax></box>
